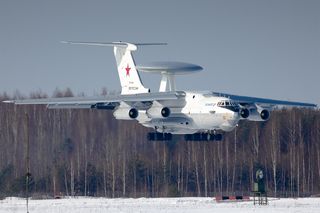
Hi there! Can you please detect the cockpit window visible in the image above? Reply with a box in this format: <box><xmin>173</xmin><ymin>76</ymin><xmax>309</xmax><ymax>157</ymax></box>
<box><xmin>217</xmin><ymin>100</ymin><xmax>239</xmax><ymax>112</ymax></box>
<box><xmin>217</xmin><ymin>101</ymin><xmax>232</xmax><ymax>106</ymax></box>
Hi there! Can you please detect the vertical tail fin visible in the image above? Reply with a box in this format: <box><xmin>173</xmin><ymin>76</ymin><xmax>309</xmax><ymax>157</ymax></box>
<box><xmin>62</xmin><ymin>41</ymin><xmax>166</xmax><ymax>94</ymax></box>
<box><xmin>113</xmin><ymin>43</ymin><xmax>149</xmax><ymax>94</ymax></box>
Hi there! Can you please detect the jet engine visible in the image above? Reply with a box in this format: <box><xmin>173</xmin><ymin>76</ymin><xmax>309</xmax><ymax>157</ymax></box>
<box><xmin>113</xmin><ymin>107</ymin><xmax>139</xmax><ymax>120</ymax></box>
<box><xmin>246</xmin><ymin>108</ymin><xmax>270</xmax><ymax>121</ymax></box>
<box><xmin>147</xmin><ymin>106</ymin><xmax>171</xmax><ymax>118</ymax></box>
<box><xmin>259</xmin><ymin>109</ymin><xmax>270</xmax><ymax>120</ymax></box>
<box><xmin>239</xmin><ymin>108</ymin><xmax>250</xmax><ymax>119</ymax></box>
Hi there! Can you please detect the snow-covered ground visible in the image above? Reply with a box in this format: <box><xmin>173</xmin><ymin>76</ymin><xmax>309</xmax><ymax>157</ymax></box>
<box><xmin>0</xmin><ymin>197</ymin><xmax>319</xmax><ymax>213</ymax></box>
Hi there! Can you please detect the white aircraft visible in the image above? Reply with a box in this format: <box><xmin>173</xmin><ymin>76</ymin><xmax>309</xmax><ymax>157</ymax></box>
<box><xmin>5</xmin><ymin>42</ymin><xmax>316</xmax><ymax>141</ymax></box>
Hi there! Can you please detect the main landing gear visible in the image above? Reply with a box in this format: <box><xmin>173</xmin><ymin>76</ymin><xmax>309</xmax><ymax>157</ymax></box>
<box><xmin>184</xmin><ymin>133</ymin><xmax>223</xmax><ymax>141</ymax></box>
<box><xmin>147</xmin><ymin>132</ymin><xmax>223</xmax><ymax>142</ymax></box>
<box><xmin>147</xmin><ymin>132</ymin><xmax>172</xmax><ymax>141</ymax></box>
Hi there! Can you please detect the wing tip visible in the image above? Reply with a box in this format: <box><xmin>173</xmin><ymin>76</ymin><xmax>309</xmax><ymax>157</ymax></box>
<box><xmin>3</xmin><ymin>100</ymin><xmax>14</xmax><ymax>104</ymax></box>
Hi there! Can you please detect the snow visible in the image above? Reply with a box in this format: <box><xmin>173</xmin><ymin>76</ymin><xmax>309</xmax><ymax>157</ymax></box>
<box><xmin>0</xmin><ymin>197</ymin><xmax>319</xmax><ymax>213</ymax></box>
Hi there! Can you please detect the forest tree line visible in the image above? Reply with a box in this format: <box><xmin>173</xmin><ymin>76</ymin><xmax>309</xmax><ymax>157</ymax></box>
<box><xmin>0</xmin><ymin>89</ymin><xmax>319</xmax><ymax>198</ymax></box>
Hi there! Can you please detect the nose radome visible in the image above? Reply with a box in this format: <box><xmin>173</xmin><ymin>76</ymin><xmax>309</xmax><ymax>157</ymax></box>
<box><xmin>231</xmin><ymin>111</ymin><xmax>240</xmax><ymax>119</ymax></box>
<box><xmin>228</xmin><ymin>111</ymin><xmax>240</xmax><ymax>125</ymax></box>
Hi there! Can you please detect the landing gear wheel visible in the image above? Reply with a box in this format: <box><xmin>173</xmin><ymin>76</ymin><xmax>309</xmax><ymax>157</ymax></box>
<box><xmin>184</xmin><ymin>133</ymin><xmax>223</xmax><ymax>141</ymax></box>
<box><xmin>147</xmin><ymin>132</ymin><xmax>172</xmax><ymax>141</ymax></box>
<box><xmin>214</xmin><ymin>134</ymin><xmax>223</xmax><ymax>141</ymax></box>
<box><xmin>147</xmin><ymin>132</ymin><xmax>156</xmax><ymax>141</ymax></box>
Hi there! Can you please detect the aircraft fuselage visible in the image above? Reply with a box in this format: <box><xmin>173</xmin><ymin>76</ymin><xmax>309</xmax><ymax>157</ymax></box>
<box><xmin>137</xmin><ymin>91</ymin><xmax>241</xmax><ymax>134</ymax></box>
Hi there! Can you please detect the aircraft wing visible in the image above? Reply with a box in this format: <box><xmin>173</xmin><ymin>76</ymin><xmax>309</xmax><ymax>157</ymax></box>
<box><xmin>212</xmin><ymin>92</ymin><xmax>317</xmax><ymax>108</ymax></box>
<box><xmin>4</xmin><ymin>91</ymin><xmax>186</xmax><ymax>109</ymax></box>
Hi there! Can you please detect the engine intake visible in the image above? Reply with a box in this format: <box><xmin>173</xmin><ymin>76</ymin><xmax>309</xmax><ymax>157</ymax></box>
<box><xmin>260</xmin><ymin>109</ymin><xmax>270</xmax><ymax>120</ymax></box>
<box><xmin>161</xmin><ymin>107</ymin><xmax>171</xmax><ymax>118</ymax></box>
<box><xmin>128</xmin><ymin>108</ymin><xmax>139</xmax><ymax>119</ymax></box>
<box><xmin>240</xmin><ymin>108</ymin><xmax>249</xmax><ymax>119</ymax></box>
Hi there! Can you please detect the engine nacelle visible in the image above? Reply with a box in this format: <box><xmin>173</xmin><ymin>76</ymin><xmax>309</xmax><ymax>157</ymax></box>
<box><xmin>239</xmin><ymin>108</ymin><xmax>250</xmax><ymax>119</ymax></box>
<box><xmin>147</xmin><ymin>106</ymin><xmax>171</xmax><ymax>118</ymax></box>
<box><xmin>259</xmin><ymin>109</ymin><xmax>270</xmax><ymax>120</ymax></box>
<box><xmin>247</xmin><ymin>108</ymin><xmax>270</xmax><ymax>121</ymax></box>
<box><xmin>113</xmin><ymin>108</ymin><xmax>139</xmax><ymax>120</ymax></box>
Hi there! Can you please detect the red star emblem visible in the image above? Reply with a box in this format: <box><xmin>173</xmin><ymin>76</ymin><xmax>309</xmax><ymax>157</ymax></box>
<box><xmin>125</xmin><ymin>64</ymin><xmax>131</xmax><ymax>76</ymax></box>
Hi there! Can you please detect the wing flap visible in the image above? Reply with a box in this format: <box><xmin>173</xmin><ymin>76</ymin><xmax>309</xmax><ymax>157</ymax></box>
<box><xmin>47</xmin><ymin>104</ymin><xmax>93</xmax><ymax>109</ymax></box>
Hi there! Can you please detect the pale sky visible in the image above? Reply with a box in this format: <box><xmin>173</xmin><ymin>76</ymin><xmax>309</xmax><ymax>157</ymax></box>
<box><xmin>0</xmin><ymin>0</ymin><xmax>319</xmax><ymax>104</ymax></box>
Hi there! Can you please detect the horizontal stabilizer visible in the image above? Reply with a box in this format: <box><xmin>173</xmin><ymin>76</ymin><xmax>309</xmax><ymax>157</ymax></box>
<box><xmin>61</xmin><ymin>41</ymin><xmax>167</xmax><ymax>47</ymax></box>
